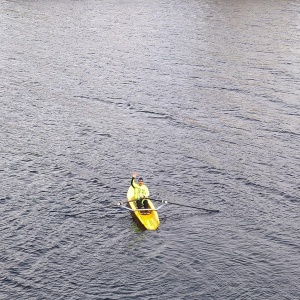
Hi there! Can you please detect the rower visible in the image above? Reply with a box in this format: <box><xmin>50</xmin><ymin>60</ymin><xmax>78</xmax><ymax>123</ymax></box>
<box><xmin>131</xmin><ymin>171</ymin><xmax>150</xmax><ymax>211</ymax></box>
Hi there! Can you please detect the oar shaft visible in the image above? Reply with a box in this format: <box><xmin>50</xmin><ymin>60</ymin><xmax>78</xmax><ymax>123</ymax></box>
<box><xmin>148</xmin><ymin>198</ymin><xmax>219</xmax><ymax>213</ymax></box>
<box><xmin>65</xmin><ymin>203</ymin><xmax>117</xmax><ymax>217</ymax></box>
<box><xmin>65</xmin><ymin>208</ymin><xmax>99</xmax><ymax>217</ymax></box>
<box><xmin>168</xmin><ymin>201</ymin><xmax>219</xmax><ymax>213</ymax></box>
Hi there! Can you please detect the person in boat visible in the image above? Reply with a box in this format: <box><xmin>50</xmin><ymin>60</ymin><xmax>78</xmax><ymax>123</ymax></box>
<box><xmin>131</xmin><ymin>171</ymin><xmax>149</xmax><ymax>210</ymax></box>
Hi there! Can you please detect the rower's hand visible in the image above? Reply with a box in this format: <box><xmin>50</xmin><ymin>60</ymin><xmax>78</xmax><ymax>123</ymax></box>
<box><xmin>132</xmin><ymin>171</ymin><xmax>137</xmax><ymax>178</ymax></box>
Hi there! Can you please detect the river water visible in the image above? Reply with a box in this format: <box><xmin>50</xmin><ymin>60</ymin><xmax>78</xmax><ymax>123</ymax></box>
<box><xmin>1</xmin><ymin>0</ymin><xmax>300</xmax><ymax>299</ymax></box>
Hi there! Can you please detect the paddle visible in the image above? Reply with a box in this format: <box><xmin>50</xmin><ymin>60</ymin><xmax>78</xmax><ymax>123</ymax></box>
<box><xmin>147</xmin><ymin>198</ymin><xmax>220</xmax><ymax>213</ymax></box>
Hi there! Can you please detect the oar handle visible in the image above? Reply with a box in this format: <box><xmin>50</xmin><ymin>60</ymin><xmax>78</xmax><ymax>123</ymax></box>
<box><xmin>118</xmin><ymin>199</ymin><xmax>135</xmax><ymax>206</ymax></box>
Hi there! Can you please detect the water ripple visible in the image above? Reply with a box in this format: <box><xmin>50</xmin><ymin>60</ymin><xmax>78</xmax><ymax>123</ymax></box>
<box><xmin>1</xmin><ymin>0</ymin><xmax>300</xmax><ymax>299</ymax></box>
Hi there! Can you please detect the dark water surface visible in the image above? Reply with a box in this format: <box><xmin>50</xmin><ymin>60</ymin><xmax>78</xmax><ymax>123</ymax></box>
<box><xmin>1</xmin><ymin>0</ymin><xmax>300</xmax><ymax>299</ymax></box>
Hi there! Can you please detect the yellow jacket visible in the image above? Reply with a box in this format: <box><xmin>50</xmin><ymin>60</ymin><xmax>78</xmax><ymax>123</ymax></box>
<box><xmin>131</xmin><ymin>178</ymin><xmax>150</xmax><ymax>200</ymax></box>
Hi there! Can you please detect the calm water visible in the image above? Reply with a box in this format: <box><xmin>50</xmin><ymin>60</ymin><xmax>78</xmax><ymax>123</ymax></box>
<box><xmin>1</xmin><ymin>0</ymin><xmax>300</xmax><ymax>299</ymax></box>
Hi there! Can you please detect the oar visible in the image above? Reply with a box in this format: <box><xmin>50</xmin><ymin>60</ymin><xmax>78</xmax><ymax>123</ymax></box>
<box><xmin>118</xmin><ymin>199</ymin><xmax>135</xmax><ymax>205</ymax></box>
<box><xmin>147</xmin><ymin>198</ymin><xmax>220</xmax><ymax>213</ymax></box>
<box><xmin>118</xmin><ymin>200</ymin><xmax>166</xmax><ymax>212</ymax></box>
<box><xmin>65</xmin><ymin>208</ymin><xmax>102</xmax><ymax>217</ymax></box>
<box><xmin>65</xmin><ymin>204</ymin><xmax>117</xmax><ymax>217</ymax></box>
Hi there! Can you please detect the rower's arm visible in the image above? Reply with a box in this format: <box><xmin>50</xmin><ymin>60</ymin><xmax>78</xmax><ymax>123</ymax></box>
<box><xmin>131</xmin><ymin>177</ymin><xmax>138</xmax><ymax>188</ymax></box>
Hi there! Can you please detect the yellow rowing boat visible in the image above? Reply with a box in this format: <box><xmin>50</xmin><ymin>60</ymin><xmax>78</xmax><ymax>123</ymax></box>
<box><xmin>125</xmin><ymin>186</ymin><xmax>161</xmax><ymax>230</ymax></box>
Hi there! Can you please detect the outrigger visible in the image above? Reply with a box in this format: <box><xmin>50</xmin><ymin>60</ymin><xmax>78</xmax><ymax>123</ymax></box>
<box><xmin>118</xmin><ymin>186</ymin><xmax>166</xmax><ymax>230</ymax></box>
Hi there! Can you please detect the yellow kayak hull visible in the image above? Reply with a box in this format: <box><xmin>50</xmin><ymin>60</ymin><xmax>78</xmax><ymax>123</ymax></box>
<box><xmin>127</xmin><ymin>186</ymin><xmax>160</xmax><ymax>230</ymax></box>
